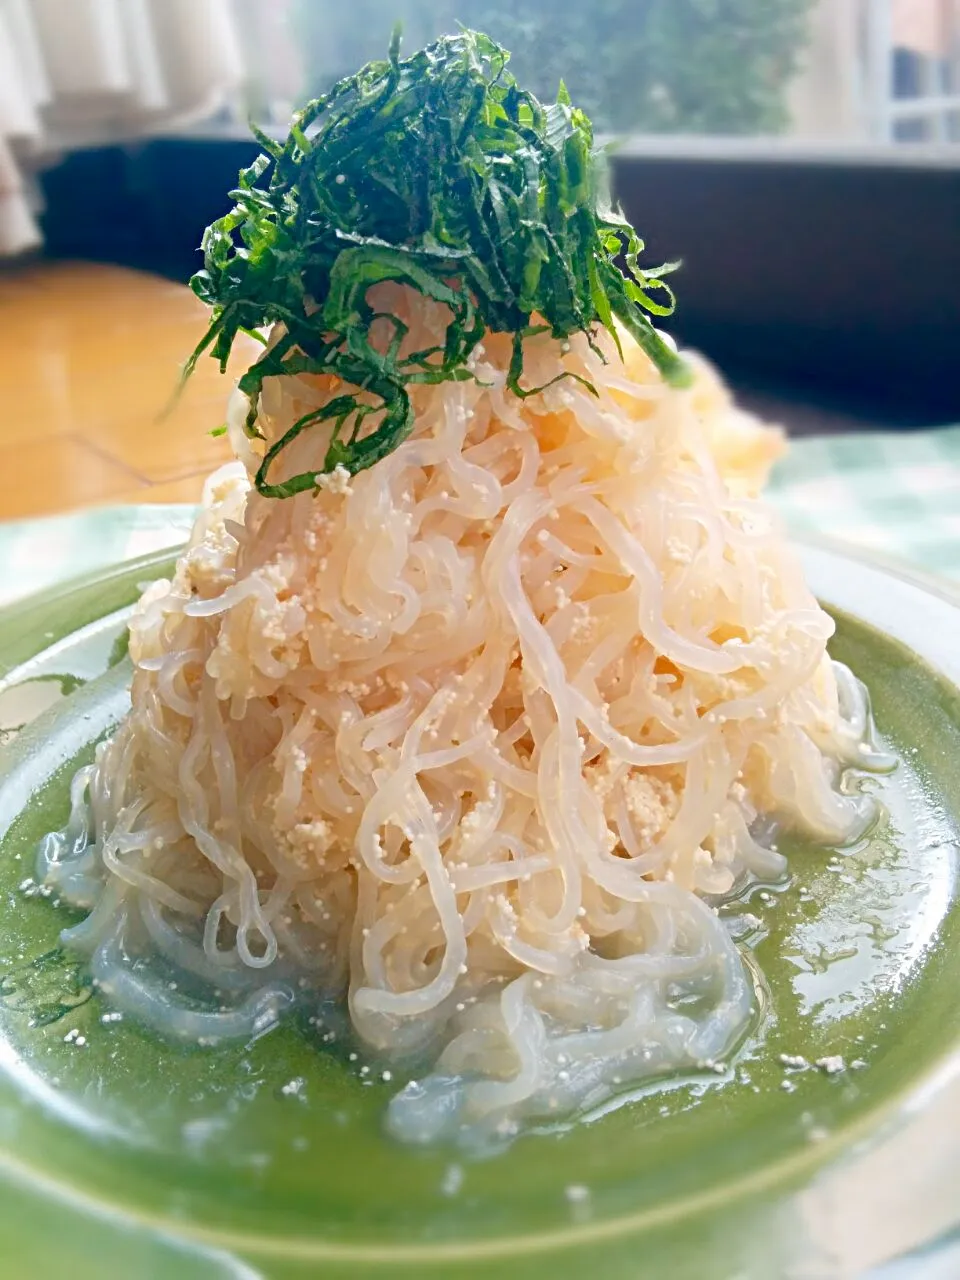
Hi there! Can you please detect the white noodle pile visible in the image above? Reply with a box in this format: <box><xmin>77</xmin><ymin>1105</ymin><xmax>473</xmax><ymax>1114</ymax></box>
<box><xmin>39</xmin><ymin>284</ymin><xmax>886</xmax><ymax>1147</ymax></box>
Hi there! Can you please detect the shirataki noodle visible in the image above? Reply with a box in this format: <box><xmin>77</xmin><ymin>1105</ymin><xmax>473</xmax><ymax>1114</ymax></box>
<box><xmin>38</xmin><ymin>285</ymin><xmax>888</xmax><ymax>1146</ymax></box>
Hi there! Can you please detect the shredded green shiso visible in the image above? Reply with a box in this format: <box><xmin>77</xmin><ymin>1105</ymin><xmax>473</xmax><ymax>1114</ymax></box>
<box><xmin>187</xmin><ymin>27</ymin><xmax>690</xmax><ymax>499</ymax></box>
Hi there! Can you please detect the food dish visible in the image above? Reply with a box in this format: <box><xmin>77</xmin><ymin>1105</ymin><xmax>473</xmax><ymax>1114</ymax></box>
<box><xmin>23</xmin><ymin>30</ymin><xmax>897</xmax><ymax>1150</ymax></box>
<box><xmin>0</xmin><ymin>541</ymin><xmax>958</xmax><ymax>1278</ymax></box>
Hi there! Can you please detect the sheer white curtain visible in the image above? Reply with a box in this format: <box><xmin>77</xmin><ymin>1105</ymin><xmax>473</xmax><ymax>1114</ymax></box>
<box><xmin>788</xmin><ymin>0</ymin><xmax>864</xmax><ymax>140</ymax></box>
<box><xmin>0</xmin><ymin>0</ymin><xmax>247</xmax><ymax>256</ymax></box>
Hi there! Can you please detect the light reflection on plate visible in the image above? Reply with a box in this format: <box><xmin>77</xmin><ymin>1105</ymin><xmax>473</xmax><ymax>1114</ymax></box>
<box><xmin>786</xmin><ymin>761</ymin><xmax>959</xmax><ymax>1024</ymax></box>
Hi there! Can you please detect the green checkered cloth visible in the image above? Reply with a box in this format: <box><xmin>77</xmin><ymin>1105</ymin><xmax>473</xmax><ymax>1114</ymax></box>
<box><xmin>767</xmin><ymin>424</ymin><xmax>960</xmax><ymax>572</ymax></box>
<box><xmin>1</xmin><ymin>427</ymin><xmax>958</xmax><ymax>607</ymax></box>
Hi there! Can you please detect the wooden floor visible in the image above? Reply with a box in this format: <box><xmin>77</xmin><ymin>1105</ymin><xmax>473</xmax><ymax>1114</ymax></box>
<box><xmin>0</xmin><ymin>260</ymin><xmax>256</xmax><ymax>521</ymax></box>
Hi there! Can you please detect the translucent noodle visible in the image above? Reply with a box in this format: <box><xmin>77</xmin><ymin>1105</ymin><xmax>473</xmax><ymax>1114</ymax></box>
<box><xmin>39</xmin><ymin>284</ymin><xmax>891</xmax><ymax>1147</ymax></box>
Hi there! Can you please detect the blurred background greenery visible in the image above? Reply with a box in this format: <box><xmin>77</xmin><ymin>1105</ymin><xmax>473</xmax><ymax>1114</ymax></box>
<box><xmin>292</xmin><ymin>0</ymin><xmax>814</xmax><ymax>134</ymax></box>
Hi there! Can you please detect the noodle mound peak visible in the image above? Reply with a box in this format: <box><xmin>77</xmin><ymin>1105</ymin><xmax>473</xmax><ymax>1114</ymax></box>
<box><xmin>187</xmin><ymin>27</ymin><xmax>687</xmax><ymax>496</ymax></box>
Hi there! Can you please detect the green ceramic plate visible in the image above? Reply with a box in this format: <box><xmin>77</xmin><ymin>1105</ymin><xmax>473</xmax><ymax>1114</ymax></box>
<box><xmin>0</xmin><ymin>541</ymin><xmax>958</xmax><ymax>1280</ymax></box>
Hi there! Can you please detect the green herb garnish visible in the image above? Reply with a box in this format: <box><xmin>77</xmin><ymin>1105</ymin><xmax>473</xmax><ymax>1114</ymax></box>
<box><xmin>187</xmin><ymin>27</ymin><xmax>689</xmax><ymax>499</ymax></box>
<box><xmin>0</xmin><ymin>948</ymin><xmax>94</xmax><ymax>1028</ymax></box>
